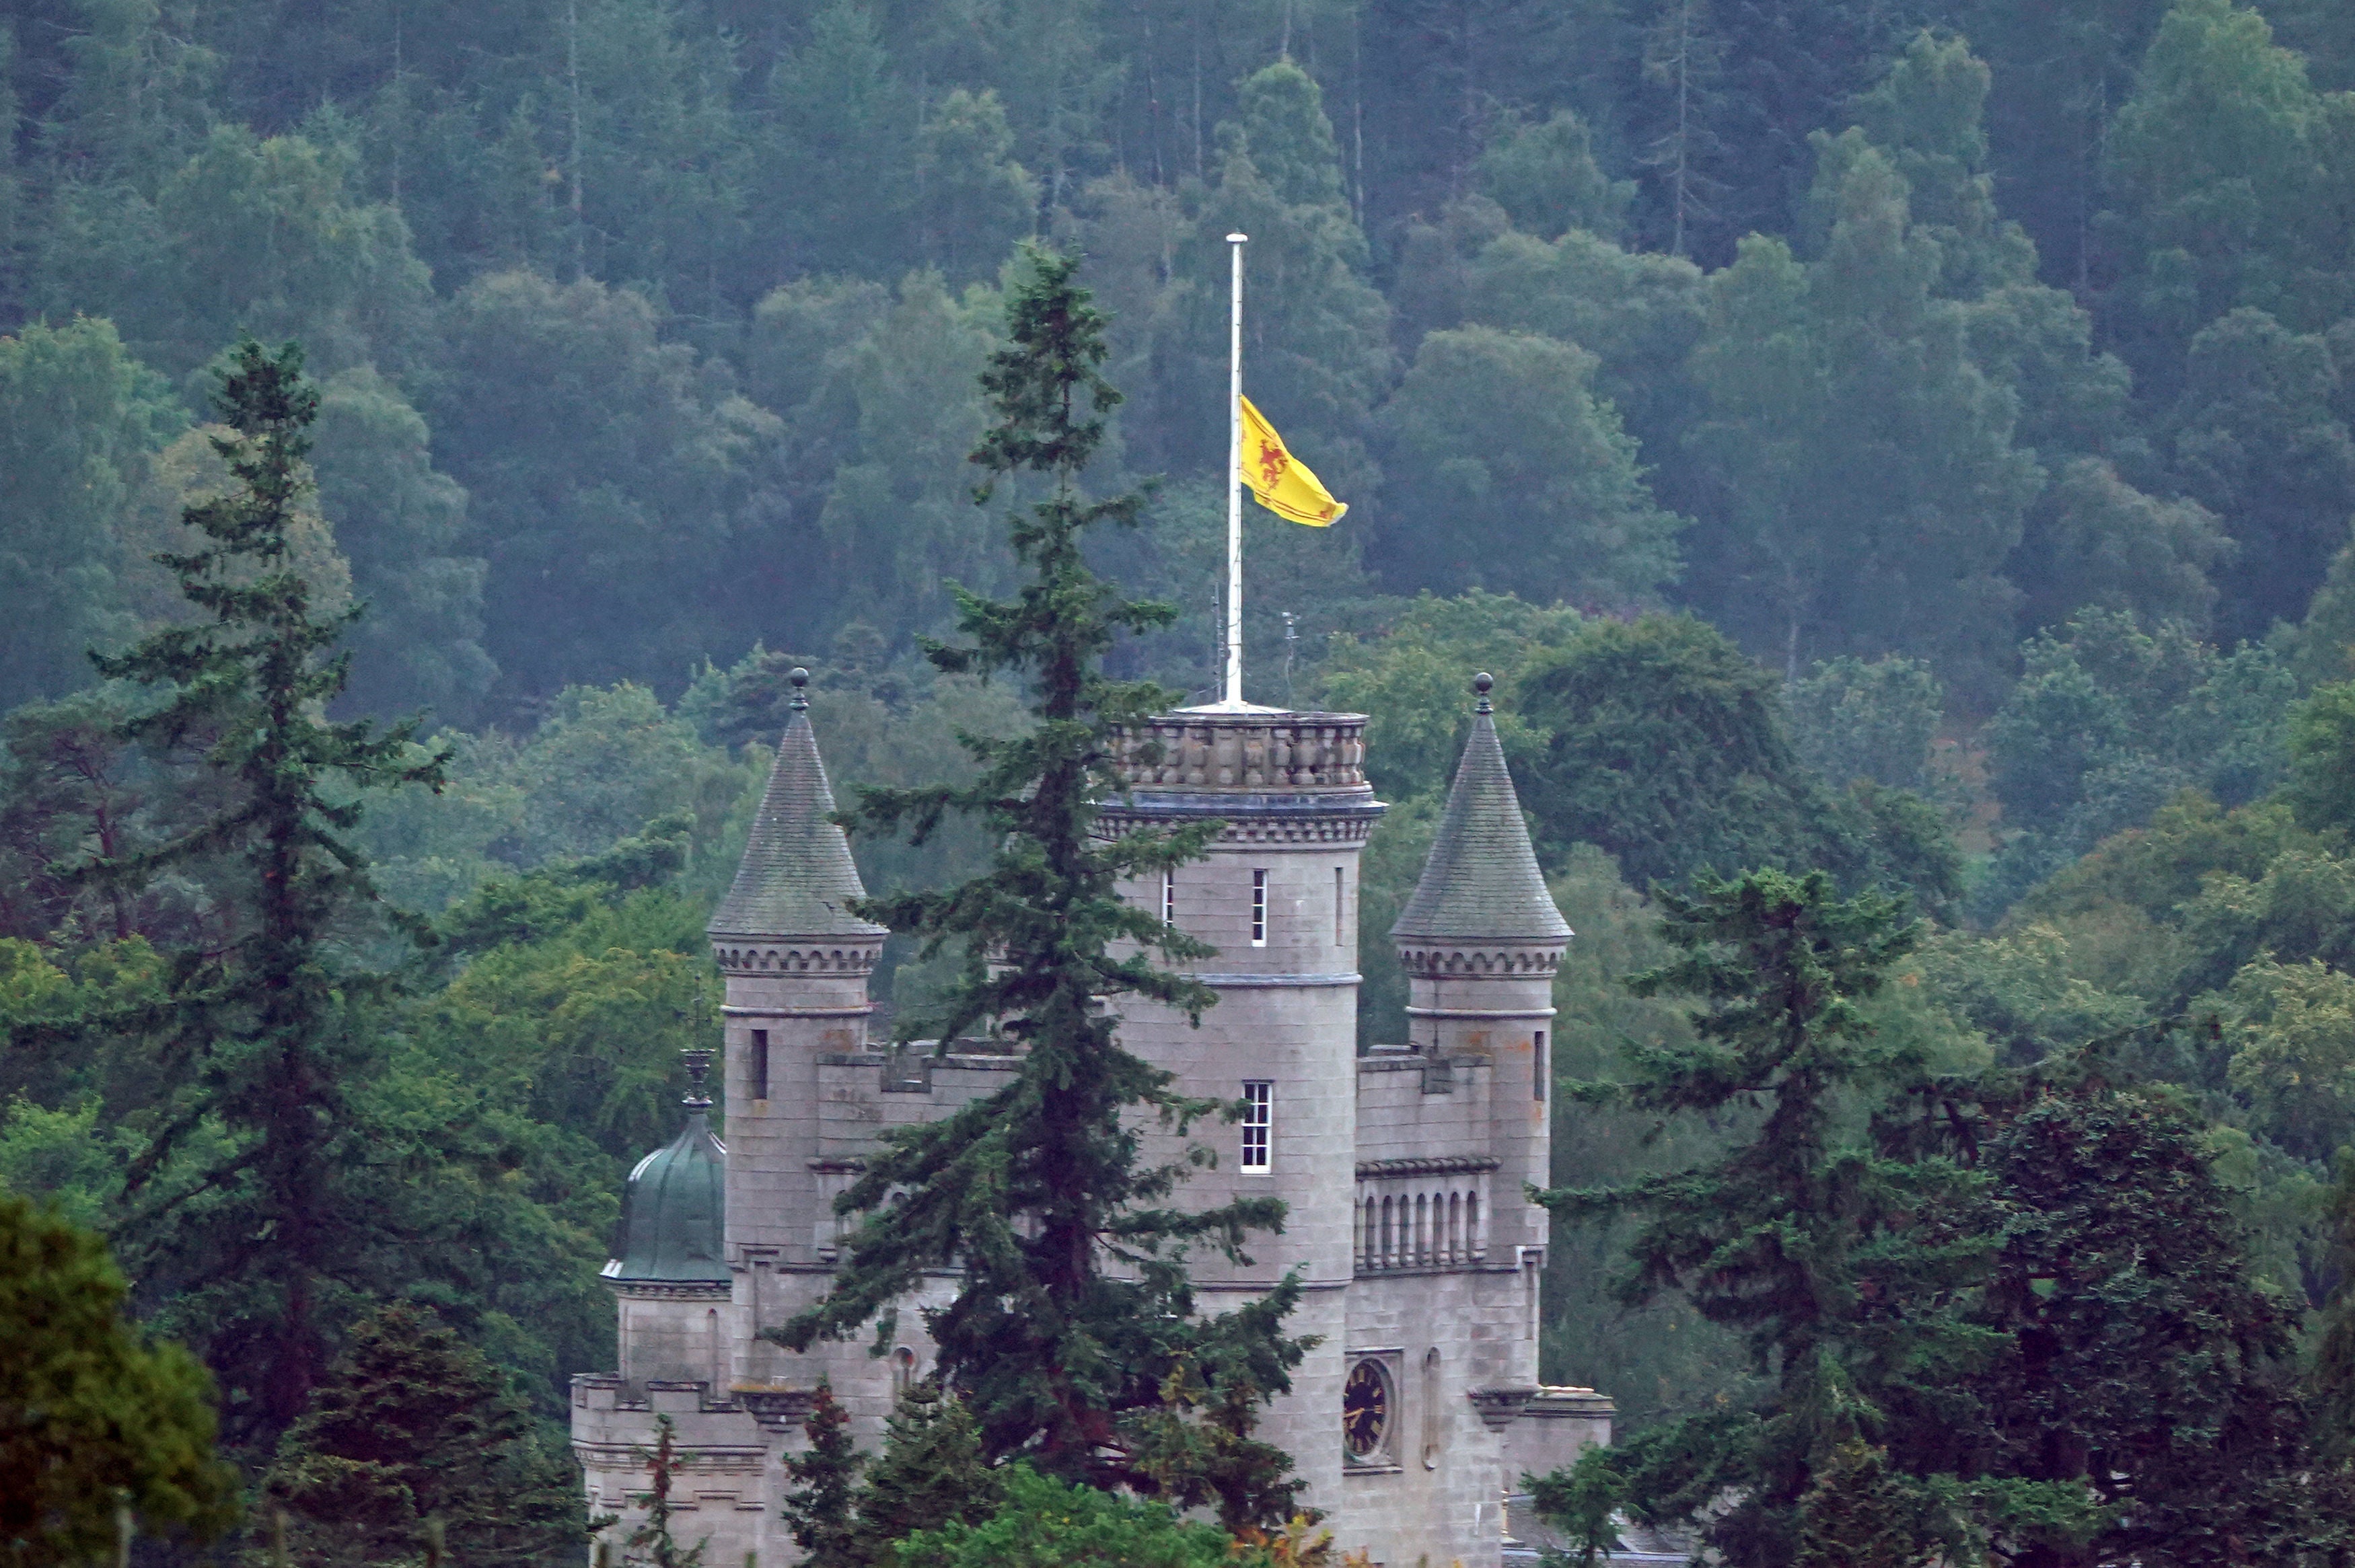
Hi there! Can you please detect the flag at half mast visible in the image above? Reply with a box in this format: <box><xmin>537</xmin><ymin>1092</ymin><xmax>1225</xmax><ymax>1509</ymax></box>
<box><xmin>1237</xmin><ymin>394</ymin><xmax>1347</xmax><ymax>526</ymax></box>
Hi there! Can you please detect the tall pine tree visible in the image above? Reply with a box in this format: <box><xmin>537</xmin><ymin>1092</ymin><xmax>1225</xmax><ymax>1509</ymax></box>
<box><xmin>80</xmin><ymin>338</ymin><xmax>447</xmax><ymax>1444</ymax></box>
<box><xmin>769</xmin><ymin>247</ymin><xmax>1309</xmax><ymax>1509</ymax></box>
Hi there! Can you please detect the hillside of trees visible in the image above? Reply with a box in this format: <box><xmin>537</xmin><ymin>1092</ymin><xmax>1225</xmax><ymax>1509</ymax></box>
<box><xmin>7</xmin><ymin>0</ymin><xmax>2355</xmax><ymax>1559</ymax></box>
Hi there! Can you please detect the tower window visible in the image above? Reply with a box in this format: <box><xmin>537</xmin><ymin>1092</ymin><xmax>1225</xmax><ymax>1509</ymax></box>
<box><xmin>1163</xmin><ymin>866</ymin><xmax>1176</xmax><ymax>926</ymax></box>
<box><xmin>1251</xmin><ymin>869</ymin><xmax>1268</xmax><ymax>946</ymax></box>
<box><xmin>1533</xmin><ymin>1029</ymin><xmax>1547</xmax><ymax>1102</ymax></box>
<box><xmin>751</xmin><ymin>1029</ymin><xmax>770</xmax><ymax>1101</ymax></box>
<box><xmin>1240</xmin><ymin>1080</ymin><xmax>1272</xmax><ymax>1172</ymax></box>
<box><xmin>1334</xmin><ymin>866</ymin><xmax>1345</xmax><ymax>945</ymax></box>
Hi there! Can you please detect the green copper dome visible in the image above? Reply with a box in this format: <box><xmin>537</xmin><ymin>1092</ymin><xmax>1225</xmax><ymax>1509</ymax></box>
<box><xmin>607</xmin><ymin>1072</ymin><xmax>730</xmax><ymax>1285</ymax></box>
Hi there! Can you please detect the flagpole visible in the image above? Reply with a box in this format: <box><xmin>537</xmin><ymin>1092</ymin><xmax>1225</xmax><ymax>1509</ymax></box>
<box><xmin>1225</xmin><ymin>231</ymin><xmax>1247</xmax><ymax>708</ymax></box>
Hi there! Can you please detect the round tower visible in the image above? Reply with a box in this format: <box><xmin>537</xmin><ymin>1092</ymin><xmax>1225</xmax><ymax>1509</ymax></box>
<box><xmin>602</xmin><ymin>1046</ymin><xmax>733</xmax><ymax>1386</ymax></box>
<box><xmin>1101</xmin><ymin>702</ymin><xmax>1383</xmax><ymax>1514</ymax></box>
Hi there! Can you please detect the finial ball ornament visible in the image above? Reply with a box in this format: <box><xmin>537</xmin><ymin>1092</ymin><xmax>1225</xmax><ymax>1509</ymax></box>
<box><xmin>789</xmin><ymin>667</ymin><xmax>810</xmax><ymax>689</ymax></box>
<box><xmin>1472</xmin><ymin>673</ymin><xmax>1493</xmax><ymax>697</ymax></box>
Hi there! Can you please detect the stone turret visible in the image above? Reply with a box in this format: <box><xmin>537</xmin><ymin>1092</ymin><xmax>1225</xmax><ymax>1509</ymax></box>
<box><xmin>1391</xmin><ymin>673</ymin><xmax>1570</xmax><ymax>1262</ymax></box>
<box><xmin>706</xmin><ymin>668</ymin><xmax>886</xmax><ymax>1358</ymax></box>
<box><xmin>602</xmin><ymin>1048</ymin><xmax>731</xmax><ymax>1387</ymax></box>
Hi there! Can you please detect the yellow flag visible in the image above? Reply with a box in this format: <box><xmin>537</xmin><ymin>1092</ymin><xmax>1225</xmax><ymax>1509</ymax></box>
<box><xmin>1237</xmin><ymin>395</ymin><xmax>1347</xmax><ymax>526</ymax></box>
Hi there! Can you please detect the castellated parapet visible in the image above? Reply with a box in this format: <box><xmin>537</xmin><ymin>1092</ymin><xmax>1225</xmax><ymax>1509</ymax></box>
<box><xmin>573</xmin><ymin>678</ymin><xmax>1611</xmax><ymax>1568</ymax></box>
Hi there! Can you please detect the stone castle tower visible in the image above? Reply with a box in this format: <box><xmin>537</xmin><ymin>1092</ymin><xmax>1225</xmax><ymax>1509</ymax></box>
<box><xmin>572</xmin><ymin>673</ymin><xmax>1611</xmax><ymax>1566</ymax></box>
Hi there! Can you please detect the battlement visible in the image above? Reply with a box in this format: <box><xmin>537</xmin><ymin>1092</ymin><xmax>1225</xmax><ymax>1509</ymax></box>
<box><xmin>1112</xmin><ymin>709</ymin><xmax>1372</xmax><ymax>794</ymax></box>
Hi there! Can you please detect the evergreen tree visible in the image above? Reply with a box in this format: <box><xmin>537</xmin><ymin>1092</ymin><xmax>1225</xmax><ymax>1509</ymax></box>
<box><xmin>768</xmin><ymin>247</ymin><xmax>1310</xmax><ymax>1500</ymax></box>
<box><xmin>0</xmin><ymin>1190</ymin><xmax>238</xmax><ymax>1566</ymax></box>
<box><xmin>780</xmin><ymin>1383</ymin><xmax>865</xmax><ymax>1568</ymax></box>
<box><xmin>1532</xmin><ymin>869</ymin><xmax>1971</xmax><ymax>1568</ymax></box>
<box><xmin>850</xmin><ymin>1378</ymin><xmax>1002</xmax><ymax>1565</ymax></box>
<box><xmin>79</xmin><ymin>338</ymin><xmax>447</xmax><ymax>1441</ymax></box>
<box><xmin>258</xmin><ymin>1300</ymin><xmax>580</xmax><ymax>1568</ymax></box>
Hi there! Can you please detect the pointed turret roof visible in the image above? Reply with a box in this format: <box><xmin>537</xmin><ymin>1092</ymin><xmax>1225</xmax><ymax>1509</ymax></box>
<box><xmin>1392</xmin><ymin>674</ymin><xmax>1572</xmax><ymax>944</ymax></box>
<box><xmin>707</xmin><ymin>669</ymin><xmax>886</xmax><ymax>941</ymax></box>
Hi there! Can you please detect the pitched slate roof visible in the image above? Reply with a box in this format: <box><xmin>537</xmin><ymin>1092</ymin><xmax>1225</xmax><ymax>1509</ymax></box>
<box><xmin>707</xmin><ymin>675</ymin><xmax>886</xmax><ymax>940</ymax></box>
<box><xmin>1391</xmin><ymin>677</ymin><xmax>1572</xmax><ymax>944</ymax></box>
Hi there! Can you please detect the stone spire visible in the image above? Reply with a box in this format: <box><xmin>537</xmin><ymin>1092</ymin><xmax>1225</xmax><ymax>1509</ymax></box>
<box><xmin>708</xmin><ymin>669</ymin><xmax>886</xmax><ymax>942</ymax></box>
<box><xmin>1392</xmin><ymin>674</ymin><xmax>1571</xmax><ymax>944</ymax></box>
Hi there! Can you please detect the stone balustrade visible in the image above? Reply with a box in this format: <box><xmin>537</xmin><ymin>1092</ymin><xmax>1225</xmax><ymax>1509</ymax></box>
<box><xmin>1114</xmin><ymin>710</ymin><xmax>1371</xmax><ymax>793</ymax></box>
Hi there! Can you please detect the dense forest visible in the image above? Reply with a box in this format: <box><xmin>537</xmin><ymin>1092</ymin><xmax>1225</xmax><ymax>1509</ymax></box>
<box><xmin>7</xmin><ymin>0</ymin><xmax>2355</xmax><ymax>1558</ymax></box>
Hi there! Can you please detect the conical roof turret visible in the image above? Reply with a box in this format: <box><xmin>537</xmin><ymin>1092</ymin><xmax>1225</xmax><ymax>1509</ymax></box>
<box><xmin>1392</xmin><ymin>674</ymin><xmax>1571</xmax><ymax>944</ymax></box>
<box><xmin>708</xmin><ymin>669</ymin><xmax>886</xmax><ymax>942</ymax></box>
<box><xmin>605</xmin><ymin>1049</ymin><xmax>730</xmax><ymax>1284</ymax></box>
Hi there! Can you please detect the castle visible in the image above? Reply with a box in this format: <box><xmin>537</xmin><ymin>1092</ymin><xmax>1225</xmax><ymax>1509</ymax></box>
<box><xmin>570</xmin><ymin>672</ymin><xmax>1614</xmax><ymax>1567</ymax></box>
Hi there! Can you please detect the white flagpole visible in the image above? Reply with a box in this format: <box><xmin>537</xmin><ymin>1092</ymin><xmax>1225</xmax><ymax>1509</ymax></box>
<box><xmin>1225</xmin><ymin>231</ymin><xmax>1247</xmax><ymax>708</ymax></box>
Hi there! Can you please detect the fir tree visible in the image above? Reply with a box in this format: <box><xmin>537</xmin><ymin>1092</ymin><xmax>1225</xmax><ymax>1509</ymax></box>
<box><xmin>850</xmin><ymin>1378</ymin><xmax>1002</xmax><ymax>1565</ymax></box>
<box><xmin>1533</xmin><ymin>869</ymin><xmax>1974</xmax><ymax>1567</ymax></box>
<box><xmin>768</xmin><ymin>246</ymin><xmax>1310</xmax><ymax>1499</ymax></box>
<box><xmin>77</xmin><ymin>338</ymin><xmax>448</xmax><ymax>1440</ymax></box>
<box><xmin>779</xmin><ymin>1383</ymin><xmax>865</xmax><ymax>1568</ymax></box>
<box><xmin>258</xmin><ymin>1301</ymin><xmax>580</xmax><ymax>1568</ymax></box>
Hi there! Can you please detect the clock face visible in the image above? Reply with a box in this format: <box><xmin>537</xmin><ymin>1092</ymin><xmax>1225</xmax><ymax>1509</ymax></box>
<box><xmin>1343</xmin><ymin>1359</ymin><xmax>1390</xmax><ymax>1460</ymax></box>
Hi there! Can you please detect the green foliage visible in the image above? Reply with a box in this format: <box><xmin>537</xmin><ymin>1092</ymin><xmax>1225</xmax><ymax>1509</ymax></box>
<box><xmin>1982</xmin><ymin>611</ymin><xmax>2299</xmax><ymax>915</ymax></box>
<box><xmin>79</xmin><ymin>338</ymin><xmax>447</xmax><ymax>1440</ymax></box>
<box><xmin>1375</xmin><ymin>326</ymin><xmax>1681</xmax><ymax>607</ymax></box>
<box><xmin>780</xmin><ymin>1384</ymin><xmax>865</xmax><ymax>1568</ymax></box>
<box><xmin>1785</xmin><ymin>656</ymin><xmax>1947</xmax><ymax>796</ymax></box>
<box><xmin>770</xmin><ymin>249</ymin><xmax>1307</xmax><ymax>1500</ymax></box>
<box><xmin>887</xmin><ymin>1464</ymin><xmax>1235</xmax><ymax>1568</ymax></box>
<box><xmin>258</xmin><ymin>1300</ymin><xmax>579</xmax><ymax>1568</ymax></box>
<box><xmin>851</xmin><ymin>1379</ymin><xmax>1003</xmax><ymax>1566</ymax></box>
<box><xmin>1516</xmin><ymin>614</ymin><xmax>1899</xmax><ymax>897</ymax></box>
<box><xmin>2284</xmin><ymin>681</ymin><xmax>2355</xmax><ymax>834</ymax></box>
<box><xmin>1535</xmin><ymin>869</ymin><xmax>1945</xmax><ymax>1566</ymax></box>
<box><xmin>1475</xmin><ymin>110</ymin><xmax>1633</xmax><ymax>240</ymax></box>
<box><xmin>0</xmin><ymin>318</ymin><xmax>180</xmax><ymax>711</ymax></box>
<box><xmin>0</xmin><ymin>1190</ymin><xmax>238</xmax><ymax>1564</ymax></box>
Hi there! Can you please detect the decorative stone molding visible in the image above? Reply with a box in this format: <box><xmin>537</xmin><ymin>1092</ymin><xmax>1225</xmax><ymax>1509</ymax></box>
<box><xmin>1114</xmin><ymin>711</ymin><xmax>1371</xmax><ymax>792</ymax></box>
<box><xmin>1467</xmin><ymin>1384</ymin><xmax>1541</xmax><ymax>1431</ymax></box>
<box><xmin>1096</xmin><ymin>808</ymin><xmax>1379</xmax><ymax>844</ymax></box>
<box><xmin>1356</xmin><ymin>1154</ymin><xmax>1500</xmax><ymax>1179</ymax></box>
<box><xmin>1396</xmin><ymin>944</ymin><xmax>1566</xmax><ymax>978</ymax></box>
<box><xmin>709</xmin><ymin>939</ymin><xmax>883</xmax><ymax>976</ymax></box>
<box><xmin>733</xmin><ymin>1384</ymin><xmax>818</xmax><ymax>1432</ymax></box>
<box><xmin>604</xmin><ymin>1278</ymin><xmax>733</xmax><ymax>1301</ymax></box>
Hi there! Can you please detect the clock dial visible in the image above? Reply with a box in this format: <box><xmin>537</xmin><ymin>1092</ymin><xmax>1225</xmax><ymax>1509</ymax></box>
<box><xmin>1343</xmin><ymin>1359</ymin><xmax>1389</xmax><ymax>1460</ymax></box>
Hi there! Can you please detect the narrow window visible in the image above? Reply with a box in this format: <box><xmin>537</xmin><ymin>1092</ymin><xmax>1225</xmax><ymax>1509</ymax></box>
<box><xmin>1334</xmin><ymin>866</ymin><xmax>1345</xmax><ymax>945</ymax></box>
<box><xmin>750</xmin><ymin>1029</ymin><xmax>770</xmax><ymax>1101</ymax></box>
<box><xmin>1415</xmin><ymin>1193</ymin><xmax>1429</xmax><ymax>1265</ymax></box>
<box><xmin>1240</xmin><ymin>1080</ymin><xmax>1272</xmax><ymax>1172</ymax></box>
<box><xmin>893</xmin><ymin>1346</ymin><xmax>917</xmax><ymax>1395</ymax></box>
<box><xmin>1466</xmin><ymin>1192</ymin><xmax>1481</xmax><ymax>1260</ymax></box>
<box><xmin>1533</xmin><ymin>1029</ymin><xmax>1547</xmax><ymax>1102</ymax></box>
<box><xmin>1380</xmin><ymin>1197</ymin><xmax>1393</xmax><ymax>1267</ymax></box>
<box><xmin>1163</xmin><ymin>866</ymin><xmax>1176</xmax><ymax>926</ymax></box>
<box><xmin>1250</xmin><ymin>869</ymin><xmax>1268</xmax><ymax>946</ymax></box>
<box><xmin>1448</xmin><ymin>1191</ymin><xmax>1463</xmax><ymax>1263</ymax></box>
<box><xmin>1422</xmin><ymin>1349</ymin><xmax>1443</xmax><ymax>1469</ymax></box>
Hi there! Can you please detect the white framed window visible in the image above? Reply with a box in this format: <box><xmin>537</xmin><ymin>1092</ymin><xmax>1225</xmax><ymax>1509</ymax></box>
<box><xmin>1240</xmin><ymin>1080</ymin><xmax>1272</xmax><ymax>1172</ymax></box>
<box><xmin>1251</xmin><ymin>868</ymin><xmax>1268</xmax><ymax>946</ymax></box>
<box><xmin>1163</xmin><ymin>866</ymin><xmax>1176</xmax><ymax>926</ymax></box>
